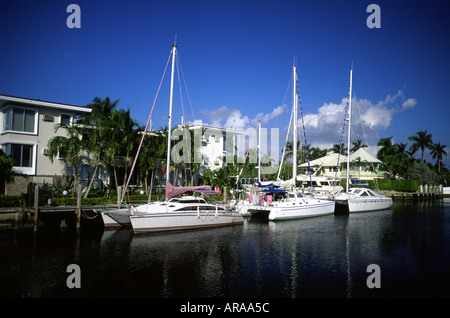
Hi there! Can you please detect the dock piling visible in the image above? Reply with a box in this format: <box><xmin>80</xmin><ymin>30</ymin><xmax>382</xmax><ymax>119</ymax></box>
<box><xmin>76</xmin><ymin>184</ymin><xmax>81</xmax><ymax>228</ymax></box>
<box><xmin>33</xmin><ymin>185</ymin><xmax>39</xmax><ymax>231</ymax></box>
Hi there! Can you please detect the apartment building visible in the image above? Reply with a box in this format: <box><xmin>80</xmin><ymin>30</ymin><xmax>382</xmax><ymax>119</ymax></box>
<box><xmin>0</xmin><ymin>94</ymin><xmax>92</xmax><ymax>195</ymax></box>
<box><xmin>188</xmin><ymin>124</ymin><xmax>243</xmax><ymax>171</ymax></box>
<box><xmin>1</xmin><ymin>94</ymin><xmax>246</xmax><ymax>194</ymax></box>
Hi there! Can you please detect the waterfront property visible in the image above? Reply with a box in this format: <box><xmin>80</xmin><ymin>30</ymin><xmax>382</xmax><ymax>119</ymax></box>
<box><xmin>0</xmin><ymin>94</ymin><xmax>245</xmax><ymax>195</ymax></box>
<box><xmin>0</xmin><ymin>94</ymin><xmax>97</xmax><ymax>195</ymax></box>
<box><xmin>299</xmin><ymin>148</ymin><xmax>385</xmax><ymax>180</ymax></box>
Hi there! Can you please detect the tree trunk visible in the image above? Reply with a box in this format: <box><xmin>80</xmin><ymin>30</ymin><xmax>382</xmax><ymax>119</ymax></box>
<box><xmin>72</xmin><ymin>165</ymin><xmax>78</xmax><ymax>197</ymax></box>
<box><xmin>84</xmin><ymin>164</ymin><xmax>99</xmax><ymax>198</ymax></box>
<box><xmin>113</xmin><ymin>166</ymin><xmax>118</xmax><ymax>190</ymax></box>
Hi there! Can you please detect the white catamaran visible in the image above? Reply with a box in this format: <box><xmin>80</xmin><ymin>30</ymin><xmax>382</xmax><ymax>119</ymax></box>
<box><xmin>247</xmin><ymin>64</ymin><xmax>335</xmax><ymax>221</ymax></box>
<box><xmin>129</xmin><ymin>42</ymin><xmax>243</xmax><ymax>233</ymax></box>
<box><xmin>332</xmin><ymin>68</ymin><xmax>393</xmax><ymax>213</ymax></box>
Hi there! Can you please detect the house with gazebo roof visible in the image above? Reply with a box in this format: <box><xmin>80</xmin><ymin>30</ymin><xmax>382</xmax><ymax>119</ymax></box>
<box><xmin>299</xmin><ymin>148</ymin><xmax>385</xmax><ymax>180</ymax></box>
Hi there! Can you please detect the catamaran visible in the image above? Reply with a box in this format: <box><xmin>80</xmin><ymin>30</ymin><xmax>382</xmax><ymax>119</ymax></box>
<box><xmin>332</xmin><ymin>68</ymin><xmax>392</xmax><ymax>213</ymax></box>
<box><xmin>100</xmin><ymin>41</ymin><xmax>243</xmax><ymax>232</ymax></box>
<box><xmin>129</xmin><ymin>42</ymin><xmax>243</xmax><ymax>232</ymax></box>
<box><xmin>247</xmin><ymin>63</ymin><xmax>335</xmax><ymax>221</ymax></box>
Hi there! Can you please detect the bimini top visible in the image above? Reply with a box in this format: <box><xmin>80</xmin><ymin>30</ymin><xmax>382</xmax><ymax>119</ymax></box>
<box><xmin>165</xmin><ymin>180</ymin><xmax>216</xmax><ymax>199</ymax></box>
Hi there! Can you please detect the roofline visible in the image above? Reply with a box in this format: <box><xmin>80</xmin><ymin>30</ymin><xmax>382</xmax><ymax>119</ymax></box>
<box><xmin>188</xmin><ymin>124</ymin><xmax>243</xmax><ymax>135</ymax></box>
<box><xmin>0</xmin><ymin>94</ymin><xmax>92</xmax><ymax>113</ymax></box>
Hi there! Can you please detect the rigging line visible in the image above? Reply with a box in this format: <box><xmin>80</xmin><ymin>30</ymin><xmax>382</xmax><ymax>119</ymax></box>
<box><xmin>333</xmin><ymin>83</ymin><xmax>351</xmax><ymax>191</ymax></box>
<box><xmin>297</xmin><ymin>73</ymin><xmax>313</xmax><ymax>189</ymax></box>
<box><xmin>176</xmin><ymin>52</ymin><xmax>185</xmax><ymax>123</ymax></box>
<box><xmin>121</xmin><ymin>50</ymin><xmax>172</xmax><ymax>202</ymax></box>
<box><xmin>352</xmin><ymin>85</ymin><xmax>369</xmax><ymax>147</ymax></box>
<box><xmin>177</xmin><ymin>52</ymin><xmax>196</xmax><ymax>122</ymax></box>
<box><xmin>274</xmin><ymin>71</ymin><xmax>294</xmax><ymax>129</ymax></box>
<box><xmin>277</xmin><ymin>105</ymin><xmax>294</xmax><ymax>181</ymax></box>
<box><xmin>237</xmin><ymin>122</ymin><xmax>259</xmax><ymax>182</ymax></box>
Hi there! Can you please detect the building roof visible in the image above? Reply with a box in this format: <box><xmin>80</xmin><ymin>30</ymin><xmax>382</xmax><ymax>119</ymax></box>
<box><xmin>349</xmin><ymin>148</ymin><xmax>381</xmax><ymax>163</ymax></box>
<box><xmin>299</xmin><ymin>148</ymin><xmax>381</xmax><ymax>168</ymax></box>
<box><xmin>188</xmin><ymin>124</ymin><xmax>243</xmax><ymax>135</ymax></box>
<box><xmin>299</xmin><ymin>152</ymin><xmax>347</xmax><ymax>168</ymax></box>
<box><xmin>0</xmin><ymin>94</ymin><xmax>92</xmax><ymax>113</ymax></box>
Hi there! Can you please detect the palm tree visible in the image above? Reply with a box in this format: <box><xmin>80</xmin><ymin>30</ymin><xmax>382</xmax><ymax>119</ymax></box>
<box><xmin>82</xmin><ymin>97</ymin><xmax>120</xmax><ymax>198</ymax></box>
<box><xmin>0</xmin><ymin>149</ymin><xmax>19</xmax><ymax>195</ymax></box>
<box><xmin>351</xmin><ymin>139</ymin><xmax>368</xmax><ymax>153</ymax></box>
<box><xmin>329</xmin><ymin>143</ymin><xmax>347</xmax><ymax>155</ymax></box>
<box><xmin>377</xmin><ymin>137</ymin><xmax>395</xmax><ymax>162</ymax></box>
<box><xmin>430</xmin><ymin>142</ymin><xmax>448</xmax><ymax>172</ymax></box>
<box><xmin>138</xmin><ymin>129</ymin><xmax>167</xmax><ymax>201</ymax></box>
<box><xmin>408</xmin><ymin>130</ymin><xmax>433</xmax><ymax>162</ymax></box>
<box><xmin>47</xmin><ymin>123</ymin><xmax>82</xmax><ymax>195</ymax></box>
<box><xmin>284</xmin><ymin>140</ymin><xmax>301</xmax><ymax>163</ymax></box>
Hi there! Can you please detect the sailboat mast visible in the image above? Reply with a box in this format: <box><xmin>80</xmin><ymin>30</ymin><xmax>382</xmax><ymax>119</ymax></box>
<box><xmin>346</xmin><ymin>68</ymin><xmax>353</xmax><ymax>192</ymax></box>
<box><xmin>166</xmin><ymin>42</ymin><xmax>177</xmax><ymax>183</ymax></box>
<box><xmin>258</xmin><ymin>121</ymin><xmax>261</xmax><ymax>183</ymax></box>
<box><xmin>292</xmin><ymin>64</ymin><xmax>298</xmax><ymax>188</ymax></box>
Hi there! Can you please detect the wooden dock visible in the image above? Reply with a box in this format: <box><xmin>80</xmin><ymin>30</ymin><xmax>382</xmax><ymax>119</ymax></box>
<box><xmin>387</xmin><ymin>184</ymin><xmax>445</xmax><ymax>201</ymax></box>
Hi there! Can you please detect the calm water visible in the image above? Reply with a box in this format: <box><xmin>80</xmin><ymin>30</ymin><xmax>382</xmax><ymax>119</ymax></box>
<box><xmin>1</xmin><ymin>199</ymin><xmax>450</xmax><ymax>299</ymax></box>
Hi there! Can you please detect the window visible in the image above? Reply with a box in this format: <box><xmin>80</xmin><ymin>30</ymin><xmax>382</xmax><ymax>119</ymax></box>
<box><xmin>3</xmin><ymin>143</ymin><xmax>33</xmax><ymax>167</ymax></box>
<box><xmin>3</xmin><ymin>107</ymin><xmax>36</xmax><ymax>133</ymax></box>
<box><xmin>61</xmin><ymin>114</ymin><xmax>71</xmax><ymax>126</ymax></box>
<box><xmin>223</xmin><ymin>136</ymin><xmax>227</xmax><ymax>152</ymax></box>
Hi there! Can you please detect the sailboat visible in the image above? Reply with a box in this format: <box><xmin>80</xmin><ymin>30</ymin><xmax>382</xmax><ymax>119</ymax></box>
<box><xmin>247</xmin><ymin>64</ymin><xmax>335</xmax><ymax>221</ymax></box>
<box><xmin>332</xmin><ymin>68</ymin><xmax>393</xmax><ymax>213</ymax></box>
<box><xmin>129</xmin><ymin>42</ymin><xmax>244</xmax><ymax>233</ymax></box>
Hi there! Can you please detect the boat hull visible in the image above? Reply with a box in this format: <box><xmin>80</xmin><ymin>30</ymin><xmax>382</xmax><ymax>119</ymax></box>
<box><xmin>248</xmin><ymin>207</ymin><xmax>271</xmax><ymax>219</ymax></box>
<box><xmin>130</xmin><ymin>211</ymin><xmax>244</xmax><ymax>233</ymax></box>
<box><xmin>347</xmin><ymin>198</ymin><xmax>393</xmax><ymax>213</ymax></box>
<box><xmin>235</xmin><ymin>201</ymin><xmax>252</xmax><ymax>217</ymax></box>
<box><xmin>100</xmin><ymin>209</ymin><xmax>132</xmax><ymax>228</ymax></box>
<box><xmin>268</xmin><ymin>200</ymin><xmax>335</xmax><ymax>221</ymax></box>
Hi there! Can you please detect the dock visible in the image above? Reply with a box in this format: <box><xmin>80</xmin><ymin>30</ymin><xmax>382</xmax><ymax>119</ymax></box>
<box><xmin>0</xmin><ymin>203</ymin><xmax>133</xmax><ymax>230</ymax></box>
<box><xmin>386</xmin><ymin>184</ymin><xmax>446</xmax><ymax>201</ymax></box>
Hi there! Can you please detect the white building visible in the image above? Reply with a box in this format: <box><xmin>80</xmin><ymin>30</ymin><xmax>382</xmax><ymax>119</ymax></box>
<box><xmin>188</xmin><ymin>124</ymin><xmax>243</xmax><ymax>171</ymax></box>
<box><xmin>1</xmin><ymin>94</ymin><xmax>92</xmax><ymax>195</ymax></box>
<box><xmin>299</xmin><ymin>148</ymin><xmax>385</xmax><ymax>180</ymax></box>
<box><xmin>0</xmin><ymin>94</ymin><xmax>245</xmax><ymax>194</ymax></box>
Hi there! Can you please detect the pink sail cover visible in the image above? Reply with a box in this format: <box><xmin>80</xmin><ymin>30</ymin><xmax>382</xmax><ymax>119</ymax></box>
<box><xmin>165</xmin><ymin>180</ymin><xmax>213</xmax><ymax>199</ymax></box>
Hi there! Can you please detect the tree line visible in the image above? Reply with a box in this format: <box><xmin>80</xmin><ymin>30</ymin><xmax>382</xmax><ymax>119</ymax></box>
<box><xmin>1</xmin><ymin>96</ymin><xmax>448</xmax><ymax>196</ymax></box>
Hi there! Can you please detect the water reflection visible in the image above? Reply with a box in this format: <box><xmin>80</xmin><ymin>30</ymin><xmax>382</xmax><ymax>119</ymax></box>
<box><xmin>1</xmin><ymin>200</ymin><xmax>450</xmax><ymax>298</ymax></box>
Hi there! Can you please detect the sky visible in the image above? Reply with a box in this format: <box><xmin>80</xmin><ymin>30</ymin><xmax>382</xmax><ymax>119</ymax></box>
<box><xmin>1</xmin><ymin>0</ymin><xmax>450</xmax><ymax>167</ymax></box>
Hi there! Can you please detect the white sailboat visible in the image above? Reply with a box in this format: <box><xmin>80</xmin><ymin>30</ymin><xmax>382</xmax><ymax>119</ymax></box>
<box><xmin>248</xmin><ymin>64</ymin><xmax>335</xmax><ymax>221</ymax></box>
<box><xmin>333</xmin><ymin>68</ymin><xmax>392</xmax><ymax>213</ymax></box>
<box><xmin>129</xmin><ymin>42</ymin><xmax>244</xmax><ymax>233</ymax></box>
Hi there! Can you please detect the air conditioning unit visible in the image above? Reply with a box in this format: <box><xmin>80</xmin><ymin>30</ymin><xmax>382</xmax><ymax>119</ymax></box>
<box><xmin>43</xmin><ymin>114</ymin><xmax>54</xmax><ymax>122</ymax></box>
<box><xmin>42</xmin><ymin>148</ymin><xmax>49</xmax><ymax>155</ymax></box>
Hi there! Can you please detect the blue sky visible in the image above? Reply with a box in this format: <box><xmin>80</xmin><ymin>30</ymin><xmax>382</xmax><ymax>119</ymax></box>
<box><xmin>1</xmin><ymin>0</ymin><xmax>450</xmax><ymax>166</ymax></box>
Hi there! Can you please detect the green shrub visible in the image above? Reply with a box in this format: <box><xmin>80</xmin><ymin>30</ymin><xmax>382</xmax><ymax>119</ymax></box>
<box><xmin>0</xmin><ymin>195</ymin><xmax>25</xmax><ymax>207</ymax></box>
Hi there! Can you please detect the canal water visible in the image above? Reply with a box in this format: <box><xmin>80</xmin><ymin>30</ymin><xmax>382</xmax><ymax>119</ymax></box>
<box><xmin>1</xmin><ymin>199</ymin><xmax>450</xmax><ymax>301</ymax></box>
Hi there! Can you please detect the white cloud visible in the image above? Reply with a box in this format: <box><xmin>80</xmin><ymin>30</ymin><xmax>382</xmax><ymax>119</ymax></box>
<box><xmin>402</xmin><ymin>98</ymin><xmax>417</xmax><ymax>109</ymax></box>
<box><xmin>301</xmin><ymin>90</ymin><xmax>416</xmax><ymax>150</ymax></box>
<box><xmin>196</xmin><ymin>104</ymin><xmax>286</xmax><ymax>131</ymax></box>
<box><xmin>359</xmin><ymin>99</ymin><xmax>392</xmax><ymax>129</ymax></box>
<box><xmin>251</xmin><ymin>105</ymin><xmax>286</xmax><ymax>126</ymax></box>
<box><xmin>193</xmin><ymin>89</ymin><xmax>416</xmax><ymax>158</ymax></box>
